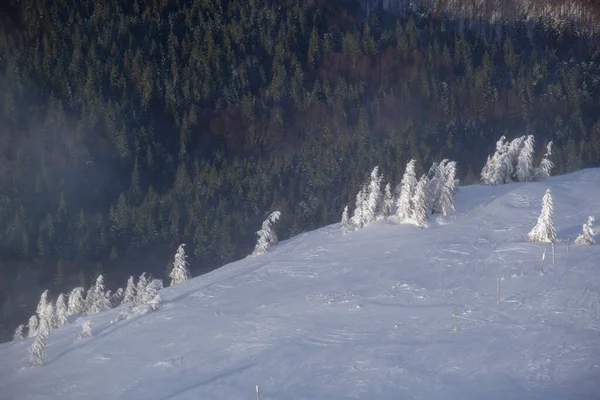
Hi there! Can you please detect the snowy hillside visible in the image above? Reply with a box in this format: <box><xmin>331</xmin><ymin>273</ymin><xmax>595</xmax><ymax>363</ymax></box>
<box><xmin>1</xmin><ymin>169</ymin><xmax>600</xmax><ymax>400</ymax></box>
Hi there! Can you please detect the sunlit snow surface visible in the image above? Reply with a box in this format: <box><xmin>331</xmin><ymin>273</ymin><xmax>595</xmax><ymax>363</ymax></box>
<box><xmin>1</xmin><ymin>169</ymin><xmax>600</xmax><ymax>399</ymax></box>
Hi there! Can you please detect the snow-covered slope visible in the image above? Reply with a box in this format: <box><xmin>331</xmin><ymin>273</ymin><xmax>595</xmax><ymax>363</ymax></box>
<box><xmin>1</xmin><ymin>170</ymin><xmax>600</xmax><ymax>400</ymax></box>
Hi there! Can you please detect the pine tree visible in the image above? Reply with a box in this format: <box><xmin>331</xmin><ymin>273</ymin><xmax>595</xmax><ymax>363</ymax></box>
<box><xmin>506</xmin><ymin>135</ymin><xmax>526</xmax><ymax>181</ymax></box>
<box><xmin>141</xmin><ymin>279</ymin><xmax>163</xmax><ymax>311</ymax></box>
<box><xmin>89</xmin><ymin>275</ymin><xmax>111</xmax><ymax>314</ymax></box>
<box><xmin>251</xmin><ymin>211</ymin><xmax>281</xmax><ymax>256</ymax></box>
<box><xmin>396</xmin><ymin>160</ymin><xmax>418</xmax><ymax>220</ymax></box>
<box><xmin>528</xmin><ymin>188</ymin><xmax>556</xmax><ymax>243</ymax></box>
<box><xmin>123</xmin><ymin>276</ymin><xmax>137</xmax><ymax>304</ymax></box>
<box><xmin>36</xmin><ymin>290</ymin><xmax>50</xmax><ymax>318</ymax></box>
<box><xmin>482</xmin><ymin>136</ymin><xmax>513</xmax><ymax>185</ymax></box>
<box><xmin>429</xmin><ymin>160</ymin><xmax>448</xmax><ymax>214</ymax></box>
<box><xmin>111</xmin><ymin>288</ymin><xmax>124</xmax><ymax>306</ymax></box>
<box><xmin>575</xmin><ymin>216</ymin><xmax>595</xmax><ymax>245</ymax></box>
<box><xmin>340</xmin><ymin>205</ymin><xmax>349</xmax><ymax>232</ymax></box>
<box><xmin>55</xmin><ymin>294</ymin><xmax>68</xmax><ymax>327</ymax></box>
<box><xmin>67</xmin><ymin>287</ymin><xmax>86</xmax><ymax>316</ymax></box>
<box><xmin>441</xmin><ymin>161</ymin><xmax>457</xmax><ymax>217</ymax></box>
<box><xmin>536</xmin><ymin>141</ymin><xmax>554</xmax><ymax>180</ymax></box>
<box><xmin>516</xmin><ymin>135</ymin><xmax>535</xmax><ymax>182</ymax></box>
<box><xmin>350</xmin><ymin>186</ymin><xmax>368</xmax><ymax>229</ymax></box>
<box><xmin>79</xmin><ymin>321</ymin><xmax>92</xmax><ymax>340</ymax></box>
<box><xmin>29</xmin><ymin>317</ymin><xmax>49</xmax><ymax>367</ymax></box>
<box><xmin>169</xmin><ymin>244</ymin><xmax>191</xmax><ymax>285</ymax></box>
<box><xmin>364</xmin><ymin>166</ymin><xmax>382</xmax><ymax>223</ymax></box>
<box><xmin>382</xmin><ymin>183</ymin><xmax>393</xmax><ymax>217</ymax></box>
<box><xmin>411</xmin><ymin>175</ymin><xmax>430</xmax><ymax>227</ymax></box>
<box><xmin>27</xmin><ymin>315</ymin><xmax>39</xmax><ymax>338</ymax></box>
<box><xmin>135</xmin><ymin>273</ymin><xmax>149</xmax><ymax>305</ymax></box>
<box><xmin>13</xmin><ymin>324</ymin><xmax>25</xmax><ymax>341</ymax></box>
<box><xmin>43</xmin><ymin>302</ymin><xmax>56</xmax><ymax>330</ymax></box>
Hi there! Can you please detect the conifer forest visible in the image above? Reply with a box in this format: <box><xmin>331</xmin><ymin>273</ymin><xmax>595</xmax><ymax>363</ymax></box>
<box><xmin>1</xmin><ymin>0</ymin><xmax>600</xmax><ymax>341</ymax></box>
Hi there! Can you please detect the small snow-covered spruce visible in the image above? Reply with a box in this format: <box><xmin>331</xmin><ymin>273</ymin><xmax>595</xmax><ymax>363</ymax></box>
<box><xmin>79</xmin><ymin>321</ymin><xmax>92</xmax><ymax>340</ymax></box>
<box><xmin>411</xmin><ymin>174</ymin><xmax>430</xmax><ymax>228</ymax></box>
<box><xmin>396</xmin><ymin>159</ymin><xmax>418</xmax><ymax>220</ymax></box>
<box><xmin>350</xmin><ymin>186</ymin><xmax>368</xmax><ymax>230</ymax></box>
<box><xmin>364</xmin><ymin>166</ymin><xmax>383</xmax><ymax>223</ymax></box>
<box><xmin>67</xmin><ymin>287</ymin><xmax>86</xmax><ymax>316</ymax></box>
<box><xmin>13</xmin><ymin>324</ymin><xmax>25</xmax><ymax>341</ymax></box>
<box><xmin>429</xmin><ymin>159</ymin><xmax>448</xmax><ymax>214</ymax></box>
<box><xmin>505</xmin><ymin>135</ymin><xmax>526</xmax><ymax>182</ymax></box>
<box><xmin>142</xmin><ymin>279</ymin><xmax>164</xmax><ymax>311</ymax></box>
<box><xmin>528</xmin><ymin>188</ymin><xmax>556</xmax><ymax>243</ymax></box>
<box><xmin>536</xmin><ymin>141</ymin><xmax>554</xmax><ymax>180</ymax></box>
<box><xmin>55</xmin><ymin>293</ymin><xmax>68</xmax><ymax>327</ymax></box>
<box><xmin>88</xmin><ymin>275</ymin><xmax>111</xmax><ymax>314</ymax></box>
<box><xmin>441</xmin><ymin>161</ymin><xmax>457</xmax><ymax>217</ymax></box>
<box><xmin>27</xmin><ymin>315</ymin><xmax>39</xmax><ymax>338</ymax></box>
<box><xmin>481</xmin><ymin>136</ymin><xmax>508</xmax><ymax>185</ymax></box>
<box><xmin>251</xmin><ymin>211</ymin><xmax>281</xmax><ymax>256</ymax></box>
<box><xmin>123</xmin><ymin>276</ymin><xmax>137</xmax><ymax>304</ymax></box>
<box><xmin>169</xmin><ymin>244</ymin><xmax>192</xmax><ymax>286</ymax></box>
<box><xmin>340</xmin><ymin>205</ymin><xmax>349</xmax><ymax>232</ymax></box>
<box><xmin>516</xmin><ymin>135</ymin><xmax>535</xmax><ymax>182</ymax></box>
<box><xmin>28</xmin><ymin>317</ymin><xmax>49</xmax><ymax>367</ymax></box>
<box><xmin>135</xmin><ymin>273</ymin><xmax>149</xmax><ymax>305</ymax></box>
<box><xmin>575</xmin><ymin>216</ymin><xmax>595</xmax><ymax>245</ymax></box>
<box><xmin>111</xmin><ymin>288</ymin><xmax>124</xmax><ymax>307</ymax></box>
<box><xmin>381</xmin><ymin>183</ymin><xmax>393</xmax><ymax>217</ymax></box>
<box><xmin>36</xmin><ymin>290</ymin><xmax>56</xmax><ymax>329</ymax></box>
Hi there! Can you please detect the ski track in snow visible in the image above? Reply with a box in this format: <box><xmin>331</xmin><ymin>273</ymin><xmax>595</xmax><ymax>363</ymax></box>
<box><xmin>1</xmin><ymin>169</ymin><xmax>600</xmax><ymax>399</ymax></box>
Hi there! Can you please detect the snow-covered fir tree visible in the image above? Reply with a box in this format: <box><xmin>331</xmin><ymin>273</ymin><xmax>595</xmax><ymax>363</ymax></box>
<box><xmin>169</xmin><ymin>244</ymin><xmax>192</xmax><ymax>285</ymax></box>
<box><xmin>516</xmin><ymin>135</ymin><xmax>535</xmax><ymax>182</ymax></box>
<box><xmin>382</xmin><ymin>183</ymin><xmax>393</xmax><ymax>217</ymax></box>
<box><xmin>528</xmin><ymin>188</ymin><xmax>556</xmax><ymax>243</ymax></box>
<box><xmin>340</xmin><ymin>205</ymin><xmax>349</xmax><ymax>232</ymax></box>
<box><xmin>27</xmin><ymin>315</ymin><xmax>39</xmax><ymax>338</ymax></box>
<box><xmin>111</xmin><ymin>288</ymin><xmax>124</xmax><ymax>306</ymax></box>
<box><xmin>67</xmin><ymin>287</ymin><xmax>86</xmax><ymax>316</ymax></box>
<box><xmin>536</xmin><ymin>141</ymin><xmax>554</xmax><ymax>180</ymax></box>
<box><xmin>13</xmin><ymin>324</ymin><xmax>25</xmax><ymax>341</ymax></box>
<box><xmin>350</xmin><ymin>185</ymin><xmax>368</xmax><ymax>229</ymax></box>
<box><xmin>36</xmin><ymin>290</ymin><xmax>55</xmax><ymax>329</ymax></box>
<box><xmin>141</xmin><ymin>279</ymin><xmax>164</xmax><ymax>311</ymax></box>
<box><xmin>28</xmin><ymin>317</ymin><xmax>49</xmax><ymax>367</ymax></box>
<box><xmin>505</xmin><ymin>135</ymin><xmax>526</xmax><ymax>181</ymax></box>
<box><xmin>429</xmin><ymin>160</ymin><xmax>448</xmax><ymax>214</ymax></box>
<box><xmin>481</xmin><ymin>136</ymin><xmax>508</xmax><ymax>185</ymax></box>
<box><xmin>411</xmin><ymin>175</ymin><xmax>430</xmax><ymax>227</ymax></box>
<box><xmin>364</xmin><ymin>166</ymin><xmax>382</xmax><ymax>223</ymax></box>
<box><xmin>251</xmin><ymin>211</ymin><xmax>281</xmax><ymax>256</ymax></box>
<box><xmin>123</xmin><ymin>276</ymin><xmax>137</xmax><ymax>304</ymax></box>
<box><xmin>79</xmin><ymin>321</ymin><xmax>92</xmax><ymax>340</ymax></box>
<box><xmin>88</xmin><ymin>275</ymin><xmax>111</xmax><ymax>314</ymax></box>
<box><xmin>43</xmin><ymin>302</ymin><xmax>56</xmax><ymax>330</ymax></box>
<box><xmin>575</xmin><ymin>216</ymin><xmax>595</xmax><ymax>245</ymax></box>
<box><xmin>135</xmin><ymin>273</ymin><xmax>149</xmax><ymax>305</ymax></box>
<box><xmin>441</xmin><ymin>161</ymin><xmax>457</xmax><ymax>217</ymax></box>
<box><xmin>55</xmin><ymin>293</ymin><xmax>68</xmax><ymax>327</ymax></box>
<box><xmin>36</xmin><ymin>290</ymin><xmax>49</xmax><ymax>318</ymax></box>
<box><xmin>396</xmin><ymin>160</ymin><xmax>418</xmax><ymax>220</ymax></box>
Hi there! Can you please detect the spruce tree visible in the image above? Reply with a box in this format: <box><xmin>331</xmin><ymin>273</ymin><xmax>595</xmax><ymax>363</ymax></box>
<box><xmin>251</xmin><ymin>211</ymin><xmax>281</xmax><ymax>256</ymax></box>
<box><xmin>528</xmin><ymin>188</ymin><xmax>556</xmax><ymax>243</ymax></box>
<box><xmin>169</xmin><ymin>244</ymin><xmax>191</xmax><ymax>285</ymax></box>
<box><xmin>575</xmin><ymin>216</ymin><xmax>595</xmax><ymax>245</ymax></box>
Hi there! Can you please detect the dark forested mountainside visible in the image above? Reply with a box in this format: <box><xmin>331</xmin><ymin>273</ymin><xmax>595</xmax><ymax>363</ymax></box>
<box><xmin>1</xmin><ymin>0</ymin><xmax>600</xmax><ymax>341</ymax></box>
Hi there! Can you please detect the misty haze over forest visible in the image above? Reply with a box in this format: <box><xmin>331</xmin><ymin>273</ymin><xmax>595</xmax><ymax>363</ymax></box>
<box><xmin>1</xmin><ymin>0</ymin><xmax>600</xmax><ymax>342</ymax></box>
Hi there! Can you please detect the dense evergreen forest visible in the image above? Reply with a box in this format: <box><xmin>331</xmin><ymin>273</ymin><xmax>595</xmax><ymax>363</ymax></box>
<box><xmin>1</xmin><ymin>0</ymin><xmax>600</xmax><ymax>341</ymax></box>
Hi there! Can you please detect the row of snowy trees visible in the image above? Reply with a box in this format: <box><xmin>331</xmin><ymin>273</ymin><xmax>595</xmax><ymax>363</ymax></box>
<box><xmin>527</xmin><ymin>187</ymin><xmax>595</xmax><ymax>245</ymax></box>
<box><xmin>481</xmin><ymin>135</ymin><xmax>553</xmax><ymax>185</ymax></box>
<box><xmin>342</xmin><ymin>159</ymin><xmax>458</xmax><ymax>231</ymax></box>
<box><xmin>17</xmin><ymin>243</ymin><xmax>195</xmax><ymax>367</ymax></box>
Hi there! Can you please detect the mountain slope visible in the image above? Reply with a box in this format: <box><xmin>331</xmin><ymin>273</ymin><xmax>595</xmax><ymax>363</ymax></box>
<box><xmin>1</xmin><ymin>170</ymin><xmax>599</xmax><ymax>400</ymax></box>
